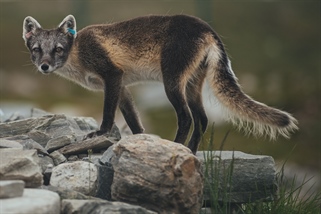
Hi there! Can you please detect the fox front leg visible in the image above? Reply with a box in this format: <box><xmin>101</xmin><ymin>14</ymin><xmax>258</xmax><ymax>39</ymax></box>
<box><xmin>85</xmin><ymin>71</ymin><xmax>123</xmax><ymax>139</ymax></box>
<box><xmin>119</xmin><ymin>86</ymin><xmax>145</xmax><ymax>134</ymax></box>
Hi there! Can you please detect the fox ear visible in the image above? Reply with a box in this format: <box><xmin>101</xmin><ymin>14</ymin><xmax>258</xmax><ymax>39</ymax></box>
<box><xmin>23</xmin><ymin>16</ymin><xmax>41</xmax><ymax>41</ymax></box>
<box><xmin>59</xmin><ymin>15</ymin><xmax>77</xmax><ymax>38</ymax></box>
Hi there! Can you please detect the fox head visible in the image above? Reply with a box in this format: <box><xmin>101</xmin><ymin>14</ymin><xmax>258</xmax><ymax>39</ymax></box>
<box><xmin>22</xmin><ymin>15</ymin><xmax>77</xmax><ymax>74</ymax></box>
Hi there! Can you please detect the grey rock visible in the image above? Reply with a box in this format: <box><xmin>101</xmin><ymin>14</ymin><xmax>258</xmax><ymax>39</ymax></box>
<box><xmin>61</xmin><ymin>200</ymin><xmax>156</xmax><ymax>214</ymax></box>
<box><xmin>4</xmin><ymin>135</ymin><xmax>48</xmax><ymax>155</ymax></box>
<box><xmin>99</xmin><ymin>145</ymin><xmax>115</xmax><ymax>166</ymax></box>
<box><xmin>95</xmin><ymin>163</ymin><xmax>114</xmax><ymax>200</ymax></box>
<box><xmin>0</xmin><ymin>188</ymin><xmax>60</xmax><ymax>214</ymax></box>
<box><xmin>0</xmin><ymin>117</ymin><xmax>43</xmax><ymax>138</ymax></box>
<box><xmin>111</xmin><ymin>134</ymin><xmax>203</xmax><ymax>214</ymax></box>
<box><xmin>0</xmin><ymin>148</ymin><xmax>43</xmax><ymax>187</ymax></box>
<box><xmin>50</xmin><ymin>161</ymin><xmax>98</xmax><ymax>196</ymax></box>
<box><xmin>0</xmin><ymin>180</ymin><xmax>25</xmax><ymax>199</ymax></box>
<box><xmin>45</xmin><ymin>135</ymin><xmax>75</xmax><ymax>153</ymax></box>
<box><xmin>196</xmin><ymin>151</ymin><xmax>278</xmax><ymax>204</ymax></box>
<box><xmin>32</xmin><ymin>114</ymin><xmax>87</xmax><ymax>139</ymax></box>
<box><xmin>50</xmin><ymin>150</ymin><xmax>67</xmax><ymax>166</ymax></box>
<box><xmin>81</xmin><ymin>152</ymin><xmax>114</xmax><ymax>200</ymax></box>
<box><xmin>0</xmin><ymin>138</ymin><xmax>23</xmax><ymax>149</ymax></box>
<box><xmin>72</xmin><ymin>116</ymin><xmax>99</xmax><ymax>132</ymax></box>
<box><xmin>69</xmin><ymin>154</ymin><xmax>114</xmax><ymax>200</ymax></box>
<box><xmin>28</xmin><ymin>130</ymin><xmax>51</xmax><ymax>147</ymax></box>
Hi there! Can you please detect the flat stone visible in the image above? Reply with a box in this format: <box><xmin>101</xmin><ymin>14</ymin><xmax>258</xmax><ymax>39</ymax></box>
<box><xmin>61</xmin><ymin>199</ymin><xmax>156</xmax><ymax>214</ymax></box>
<box><xmin>45</xmin><ymin>135</ymin><xmax>75</xmax><ymax>153</ymax></box>
<box><xmin>196</xmin><ymin>151</ymin><xmax>278</xmax><ymax>204</ymax></box>
<box><xmin>0</xmin><ymin>139</ymin><xmax>23</xmax><ymax>149</ymax></box>
<box><xmin>0</xmin><ymin>180</ymin><xmax>25</xmax><ymax>199</ymax></box>
<box><xmin>58</xmin><ymin>135</ymin><xmax>115</xmax><ymax>155</ymax></box>
<box><xmin>0</xmin><ymin>188</ymin><xmax>60</xmax><ymax>214</ymax></box>
<box><xmin>0</xmin><ymin>117</ymin><xmax>43</xmax><ymax>138</ymax></box>
<box><xmin>0</xmin><ymin>148</ymin><xmax>43</xmax><ymax>187</ymax></box>
<box><xmin>50</xmin><ymin>161</ymin><xmax>98</xmax><ymax>196</ymax></box>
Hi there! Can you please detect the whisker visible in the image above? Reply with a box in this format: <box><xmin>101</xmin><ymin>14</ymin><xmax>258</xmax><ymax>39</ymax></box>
<box><xmin>20</xmin><ymin>50</ymin><xmax>30</xmax><ymax>54</ymax></box>
<box><xmin>22</xmin><ymin>62</ymin><xmax>34</xmax><ymax>67</ymax></box>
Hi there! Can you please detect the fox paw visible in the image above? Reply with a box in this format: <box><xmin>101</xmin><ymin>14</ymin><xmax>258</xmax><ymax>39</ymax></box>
<box><xmin>83</xmin><ymin>130</ymin><xmax>107</xmax><ymax>140</ymax></box>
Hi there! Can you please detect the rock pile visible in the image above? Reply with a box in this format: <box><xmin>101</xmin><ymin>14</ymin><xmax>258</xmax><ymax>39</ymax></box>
<box><xmin>0</xmin><ymin>109</ymin><xmax>204</xmax><ymax>213</ymax></box>
<box><xmin>0</xmin><ymin>108</ymin><xmax>277</xmax><ymax>214</ymax></box>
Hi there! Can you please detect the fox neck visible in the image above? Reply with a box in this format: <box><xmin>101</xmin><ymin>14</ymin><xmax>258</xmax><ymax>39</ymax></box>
<box><xmin>55</xmin><ymin>44</ymin><xmax>105</xmax><ymax>92</ymax></box>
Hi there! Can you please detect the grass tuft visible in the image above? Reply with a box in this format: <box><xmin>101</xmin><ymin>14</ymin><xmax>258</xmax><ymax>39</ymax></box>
<box><xmin>201</xmin><ymin>126</ymin><xmax>321</xmax><ymax>214</ymax></box>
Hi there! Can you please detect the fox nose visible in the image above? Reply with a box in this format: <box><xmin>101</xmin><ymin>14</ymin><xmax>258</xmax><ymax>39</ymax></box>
<box><xmin>41</xmin><ymin>64</ymin><xmax>49</xmax><ymax>71</ymax></box>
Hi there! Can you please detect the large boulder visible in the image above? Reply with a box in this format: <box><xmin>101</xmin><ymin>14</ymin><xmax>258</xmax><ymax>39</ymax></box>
<box><xmin>111</xmin><ymin>134</ymin><xmax>203</xmax><ymax>214</ymax></box>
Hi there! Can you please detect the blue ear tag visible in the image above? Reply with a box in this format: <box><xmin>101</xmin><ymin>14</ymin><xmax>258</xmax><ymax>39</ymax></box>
<box><xmin>67</xmin><ymin>28</ymin><xmax>76</xmax><ymax>35</ymax></box>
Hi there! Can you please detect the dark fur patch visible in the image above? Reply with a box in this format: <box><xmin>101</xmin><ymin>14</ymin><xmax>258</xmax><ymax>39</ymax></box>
<box><xmin>77</xmin><ymin>30</ymin><xmax>120</xmax><ymax>77</ymax></box>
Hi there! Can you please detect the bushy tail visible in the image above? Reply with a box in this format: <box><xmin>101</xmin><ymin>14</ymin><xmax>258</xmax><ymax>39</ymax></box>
<box><xmin>206</xmin><ymin>44</ymin><xmax>298</xmax><ymax>139</ymax></box>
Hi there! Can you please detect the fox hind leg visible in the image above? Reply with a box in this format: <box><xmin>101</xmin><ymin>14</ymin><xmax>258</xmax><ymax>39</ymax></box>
<box><xmin>186</xmin><ymin>67</ymin><xmax>208</xmax><ymax>154</ymax></box>
<box><xmin>161</xmin><ymin>39</ymin><xmax>204</xmax><ymax>149</ymax></box>
<box><xmin>162</xmin><ymin>73</ymin><xmax>192</xmax><ymax>145</ymax></box>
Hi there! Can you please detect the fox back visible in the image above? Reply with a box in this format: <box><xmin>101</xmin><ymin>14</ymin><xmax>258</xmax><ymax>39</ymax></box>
<box><xmin>23</xmin><ymin>15</ymin><xmax>298</xmax><ymax>154</ymax></box>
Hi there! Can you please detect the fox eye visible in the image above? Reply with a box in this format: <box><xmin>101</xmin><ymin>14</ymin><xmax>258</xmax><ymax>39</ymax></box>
<box><xmin>55</xmin><ymin>47</ymin><xmax>63</xmax><ymax>53</ymax></box>
<box><xmin>32</xmin><ymin>47</ymin><xmax>40</xmax><ymax>53</ymax></box>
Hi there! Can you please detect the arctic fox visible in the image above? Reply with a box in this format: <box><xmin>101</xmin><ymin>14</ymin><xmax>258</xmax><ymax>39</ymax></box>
<box><xmin>22</xmin><ymin>15</ymin><xmax>298</xmax><ymax>154</ymax></box>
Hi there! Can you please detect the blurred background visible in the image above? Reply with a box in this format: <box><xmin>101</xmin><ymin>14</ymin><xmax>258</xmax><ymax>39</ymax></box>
<box><xmin>0</xmin><ymin>1</ymin><xmax>320</xmax><ymax>191</ymax></box>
